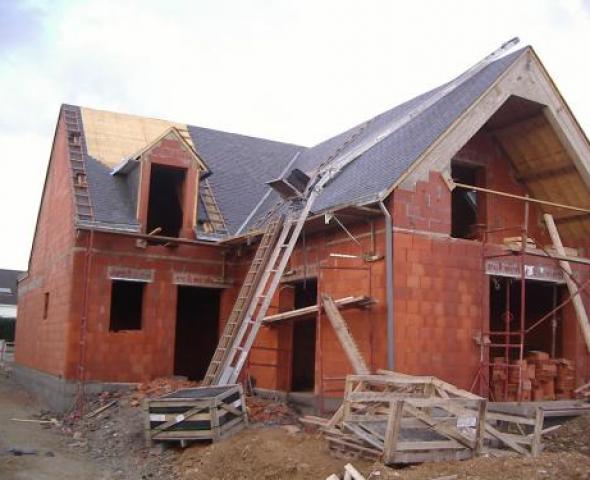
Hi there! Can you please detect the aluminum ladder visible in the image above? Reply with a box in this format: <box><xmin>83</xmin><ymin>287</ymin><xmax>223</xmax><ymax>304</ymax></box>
<box><xmin>203</xmin><ymin>38</ymin><xmax>523</xmax><ymax>386</ymax></box>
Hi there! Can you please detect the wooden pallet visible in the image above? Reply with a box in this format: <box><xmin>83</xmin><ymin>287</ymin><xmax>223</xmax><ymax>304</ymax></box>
<box><xmin>144</xmin><ymin>384</ymin><xmax>248</xmax><ymax>446</ymax></box>
<box><xmin>324</xmin><ymin>372</ymin><xmax>487</xmax><ymax>465</ymax></box>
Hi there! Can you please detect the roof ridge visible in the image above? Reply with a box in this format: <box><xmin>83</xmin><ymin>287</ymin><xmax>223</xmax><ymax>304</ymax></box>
<box><xmin>307</xmin><ymin>41</ymin><xmax>527</xmax><ymax>156</ymax></box>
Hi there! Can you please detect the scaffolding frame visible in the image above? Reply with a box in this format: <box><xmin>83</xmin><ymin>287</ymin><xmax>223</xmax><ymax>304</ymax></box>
<box><xmin>465</xmin><ymin>186</ymin><xmax>590</xmax><ymax>401</ymax></box>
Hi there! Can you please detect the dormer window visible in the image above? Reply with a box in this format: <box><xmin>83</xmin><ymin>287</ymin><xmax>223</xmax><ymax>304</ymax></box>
<box><xmin>147</xmin><ymin>164</ymin><xmax>187</xmax><ymax>238</ymax></box>
<box><xmin>111</xmin><ymin>127</ymin><xmax>210</xmax><ymax>241</ymax></box>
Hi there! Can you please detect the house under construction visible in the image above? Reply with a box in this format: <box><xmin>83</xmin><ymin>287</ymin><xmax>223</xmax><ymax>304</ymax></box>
<box><xmin>14</xmin><ymin>40</ymin><xmax>590</xmax><ymax>411</ymax></box>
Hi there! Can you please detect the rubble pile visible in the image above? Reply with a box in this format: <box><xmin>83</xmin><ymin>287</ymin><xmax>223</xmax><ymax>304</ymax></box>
<box><xmin>246</xmin><ymin>396</ymin><xmax>300</xmax><ymax>425</ymax></box>
<box><xmin>544</xmin><ymin>414</ymin><xmax>590</xmax><ymax>455</ymax></box>
<box><xmin>133</xmin><ymin>376</ymin><xmax>200</xmax><ymax>401</ymax></box>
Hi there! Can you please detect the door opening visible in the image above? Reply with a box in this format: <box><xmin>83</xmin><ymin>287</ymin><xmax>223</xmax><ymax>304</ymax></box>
<box><xmin>174</xmin><ymin>286</ymin><xmax>220</xmax><ymax>380</ymax></box>
<box><xmin>489</xmin><ymin>277</ymin><xmax>564</xmax><ymax>360</ymax></box>
<box><xmin>290</xmin><ymin>279</ymin><xmax>318</xmax><ymax>391</ymax></box>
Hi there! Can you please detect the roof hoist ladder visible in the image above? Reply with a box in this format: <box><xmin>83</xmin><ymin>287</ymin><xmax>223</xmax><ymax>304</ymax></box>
<box><xmin>202</xmin><ymin>38</ymin><xmax>525</xmax><ymax>387</ymax></box>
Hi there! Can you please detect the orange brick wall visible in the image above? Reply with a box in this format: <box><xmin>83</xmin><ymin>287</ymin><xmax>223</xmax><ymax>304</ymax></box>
<box><xmin>15</xmin><ymin>114</ymin><xmax>77</xmax><ymax>377</ymax></box>
<box><xmin>65</xmin><ymin>231</ymin><xmax>229</xmax><ymax>382</ymax></box>
<box><xmin>16</xmin><ymin>122</ymin><xmax>590</xmax><ymax>396</ymax></box>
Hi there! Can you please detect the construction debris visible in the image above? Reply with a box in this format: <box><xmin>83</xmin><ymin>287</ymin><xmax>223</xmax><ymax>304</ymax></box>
<box><xmin>318</xmin><ymin>371</ymin><xmax>487</xmax><ymax>465</ymax></box>
<box><xmin>544</xmin><ymin>413</ymin><xmax>590</xmax><ymax>455</ymax></box>
<box><xmin>325</xmin><ymin>462</ymin><xmax>367</xmax><ymax>480</ymax></box>
<box><xmin>246</xmin><ymin>396</ymin><xmax>299</xmax><ymax>425</ymax></box>
<box><xmin>308</xmin><ymin>371</ymin><xmax>574</xmax><ymax>465</ymax></box>
<box><xmin>85</xmin><ymin>400</ymin><xmax>117</xmax><ymax>419</ymax></box>
<box><xmin>133</xmin><ymin>376</ymin><xmax>200</xmax><ymax>401</ymax></box>
<box><xmin>575</xmin><ymin>381</ymin><xmax>590</xmax><ymax>400</ymax></box>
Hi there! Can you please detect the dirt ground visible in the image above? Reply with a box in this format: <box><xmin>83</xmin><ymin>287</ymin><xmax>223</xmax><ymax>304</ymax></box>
<box><xmin>0</xmin><ymin>372</ymin><xmax>106</xmax><ymax>480</ymax></box>
<box><xmin>1</xmin><ymin>368</ymin><xmax>590</xmax><ymax>480</ymax></box>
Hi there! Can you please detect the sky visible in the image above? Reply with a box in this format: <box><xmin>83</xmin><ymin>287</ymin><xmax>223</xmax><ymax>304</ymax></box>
<box><xmin>1</xmin><ymin>0</ymin><xmax>589</xmax><ymax>270</ymax></box>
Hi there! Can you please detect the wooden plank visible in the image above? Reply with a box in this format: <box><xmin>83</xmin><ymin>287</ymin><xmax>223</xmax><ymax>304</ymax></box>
<box><xmin>263</xmin><ymin>296</ymin><xmax>373</xmax><ymax>324</ymax></box>
<box><xmin>475</xmin><ymin>400</ymin><xmax>487</xmax><ymax>455</ymax></box>
<box><xmin>403</xmin><ymin>404</ymin><xmax>475</xmax><ymax>450</ymax></box>
<box><xmin>430</xmin><ymin>378</ymin><xmax>482</xmax><ymax>400</ymax></box>
<box><xmin>300</xmin><ymin>415</ymin><xmax>330</xmax><ymax>427</ymax></box>
<box><xmin>383</xmin><ymin>400</ymin><xmax>404</xmax><ymax>465</ymax></box>
<box><xmin>544</xmin><ymin>213</ymin><xmax>590</xmax><ymax>352</ymax></box>
<box><xmin>344</xmin><ymin>463</ymin><xmax>366</xmax><ymax>480</ymax></box>
<box><xmin>86</xmin><ymin>400</ymin><xmax>117</xmax><ymax>418</ymax></box>
<box><xmin>143</xmin><ymin>399</ymin><xmax>153</xmax><ymax>448</ymax></box>
<box><xmin>348</xmin><ymin>392</ymin><xmax>416</xmax><ymax>402</ymax></box>
<box><xmin>325</xmin><ymin>436</ymin><xmax>382</xmax><ymax>457</ymax></box>
<box><xmin>405</xmin><ymin>397</ymin><xmax>481</xmax><ymax>409</ymax></box>
<box><xmin>345</xmin><ymin>414</ymin><xmax>390</xmax><ymax>423</ymax></box>
<box><xmin>150</xmin><ymin>403</ymin><xmax>211</xmax><ymax>433</ymax></box>
<box><xmin>358</xmin><ymin>422</ymin><xmax>386</xmax><ymax>442</ymax></box>
<box><xmin>484</xmin><ymin>423</ymin><xmax>530</xmax><ymax>456</ymax></box>
<box><xmin>147</xmin><ymin>400</ymin><xmax>211</xmax><ymax>408</ymax></box>
<box><xmin>396</xmin><ymin>440</ymin><xmax>465</xmax><ymax>451</ymax></box>
<box><xmin>348</xmin><ymin>374</ymin><xmax>424</xmax><ymax>385</ymax></box>
<box><xmin>391</xmin><ymin>449</ymin><xmax>472</xmax><ymax>464</ymax></box>
<box><xmin>531</xmin><ymin>407</ymin><xmax>544</xmax><ymax>456</ymax></box>
<box><xmin>485</xmin><ymin>411</ymin><xmax>537</xmax><ymax>426</ymax></box>
<box><xmin>574</xmin><ymin>381</ymin><xmax>590</xmax><ymax>393</ymax></box>
<box><xmin>321</xmin><ymin>294</ymin><xmax>370</xmax><ymax>375</ymax></box>
<box><xmin>343</xmin><ymin>422</ymin><xmax>384</xmax><ymax>450</ymax></box>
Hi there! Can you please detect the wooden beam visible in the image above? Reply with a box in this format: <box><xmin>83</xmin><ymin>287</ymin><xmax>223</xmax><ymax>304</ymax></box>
<box><xmin>322</xmin><ymin>294</ymin><xmax>371</xmax><ymax>375</ymax></box>
<box><xmin>554</xmin><ymin>212</ymin><xmax>590</xmax><ymax>225</ymax></box>
<box><xmin>544</xmin><ymin>213</ymin><xmax>590</xmax><ymax>352</ymax></box>
<box><xmin>516</xmin><ymin>164</ymin><xmax>577</xmax><ymax>183</ymax></box>
<box><xmin>383</xmin><ymin>400</ymin><xmax>404</xmax><ymax>465</ymax></box>
<box><xmin>487</xmin><ymin>112</ymin><xmax>545</xmax><ymax>137</ymax></box>
<box><xmin>452</xmin><ymin>181</ymin><xmax>590</xmax><ymax>214</ymax></box>
<box><xmin>262</xmin><ymin>296</ymin><xmax>373</xmax><ymax>324</ymax></box>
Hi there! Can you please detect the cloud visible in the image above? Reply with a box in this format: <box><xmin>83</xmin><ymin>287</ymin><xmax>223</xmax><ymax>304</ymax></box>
<box><xmin>0</xmin><ymin>0</ymin><xmax>54</xmax><ymax>57</ymax></box>
<box><xmin>0</xmin><ymin>0</ymin><xmax>589</xmax><ymax>269</ymax></box>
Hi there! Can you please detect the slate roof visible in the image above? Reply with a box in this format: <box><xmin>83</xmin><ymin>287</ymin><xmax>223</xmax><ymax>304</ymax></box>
<box><xmin>240</xmin><ymin>48</ymin><xmax>525</xmax><ymax>230</ymax></box>
<box><xmin>75</xmin><ymin>46</ymin><xmax>526</xmax><ymax>237</ymax></box>
<box><xmin>0</xmin><ymin>269</ymin><xmax>24</xmax><ymax>306</ymax></box>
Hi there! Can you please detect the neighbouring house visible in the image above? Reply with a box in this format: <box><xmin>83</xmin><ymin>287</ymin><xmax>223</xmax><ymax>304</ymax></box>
<box><xmin>14</xmin><ymin>42</ymin><xmax>590</xmax><ymax>411</ymax></box>
<box><xmin>0</xmin><ymin>269</ymin><xmax>24</xmax><ymax>342</ymax></box>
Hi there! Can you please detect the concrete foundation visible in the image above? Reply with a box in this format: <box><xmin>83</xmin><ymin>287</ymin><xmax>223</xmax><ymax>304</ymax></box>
<box><xmin>12</xmin><ymin>363</ymin><xmax>135</xmax><ymax>413</ymax></box>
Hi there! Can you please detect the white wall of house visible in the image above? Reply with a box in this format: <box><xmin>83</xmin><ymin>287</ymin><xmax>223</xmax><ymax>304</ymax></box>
<box><xmin>0</xmin><ymin>304</ymin><xmax>17</xmax><ymax>319</ymax></box>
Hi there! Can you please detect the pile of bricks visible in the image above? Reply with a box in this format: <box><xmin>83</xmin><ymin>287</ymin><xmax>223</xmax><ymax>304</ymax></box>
<box><xmin>491</xmin><ymin>351</ymin><xmax>575</xmax><ymax>401</ymax></box>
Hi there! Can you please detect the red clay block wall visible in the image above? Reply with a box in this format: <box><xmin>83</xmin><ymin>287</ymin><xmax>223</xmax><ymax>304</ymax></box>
<box><xmin>391</xmin><ymin>228</ymin><xmax>483</xmax><ymax>389</ymax></box>
<box><xmin>15</xmin><ymin>114</ymin><xmax>77</xmax><ymax>377</ymax></box>
<box><xmin>65</xmin><ymin>231</ymin><xmax>228</xmax><ymax>382</ymax></box>
<box><xmin>387</xmin><ymin>130</ymin><xmax>588</xmax><ymax>390</ymax></box>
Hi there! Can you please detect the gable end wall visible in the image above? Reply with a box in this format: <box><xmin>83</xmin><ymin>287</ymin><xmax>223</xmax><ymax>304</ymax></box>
<box><xmin>15</xmin><ymin>113</ymin><xmax>77</xmax><ymax>377</ymax></box>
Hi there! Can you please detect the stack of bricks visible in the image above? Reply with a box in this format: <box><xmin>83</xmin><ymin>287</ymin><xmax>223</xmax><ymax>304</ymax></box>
<box><xmin>490</xmin><ymin>351</ymin><xmax>575</xmax><ymax>401</ymax></box>
<box><xmin>555</xmin><ymin>359</ymin><xmax>576</xmax><ymax>399</ymax></box>
<box><xmin>490</xmin><ymin>357</ymin><xmax>532</xmax><ymax>401</ymax></box>
<box><xmin>527</xmin><ymin>351</ymin><xmax>557</xmax><ymax>400</ymax></box>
